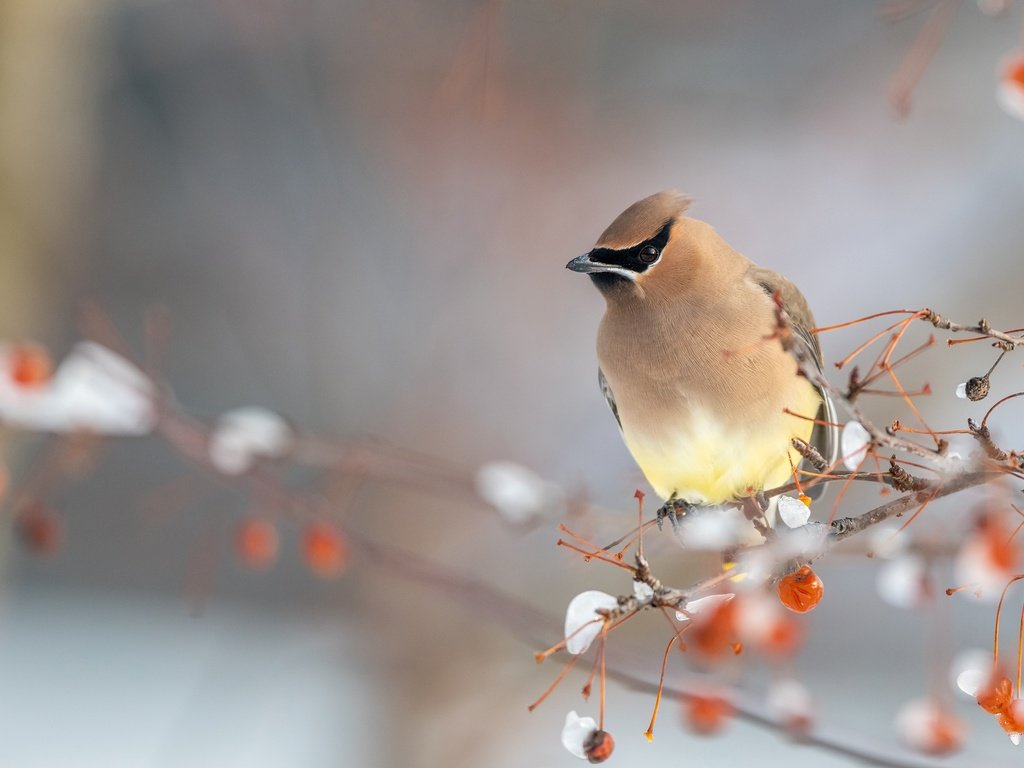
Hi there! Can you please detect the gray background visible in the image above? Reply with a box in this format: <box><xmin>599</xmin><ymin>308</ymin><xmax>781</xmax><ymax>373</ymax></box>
<box><xmin>1</xmin><ymin>0</ymin><xmax>1022</xmax><ymax>766</ymax></box>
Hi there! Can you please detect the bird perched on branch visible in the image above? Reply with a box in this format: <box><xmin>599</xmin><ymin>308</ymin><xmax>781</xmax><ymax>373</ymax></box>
<box><xmin>567</xmin><ymin>191</ymin><xmax>837</xmax><ymax>527</ymax></box>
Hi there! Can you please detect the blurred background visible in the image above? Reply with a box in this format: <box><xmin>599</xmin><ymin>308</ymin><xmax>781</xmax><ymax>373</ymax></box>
<box><xmin>1</xmin><ymin>0</ymin><xmax>1023</xmax><ymax>766</ymax></box>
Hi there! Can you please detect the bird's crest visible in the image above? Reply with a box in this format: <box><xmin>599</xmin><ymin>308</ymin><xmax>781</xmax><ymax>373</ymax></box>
<box><xmin>595</xmin><ymin>190</ymin><xmax>693</xmax><ymax>250</ymax></box>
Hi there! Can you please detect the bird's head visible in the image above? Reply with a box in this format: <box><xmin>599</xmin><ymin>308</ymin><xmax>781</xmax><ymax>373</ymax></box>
<box><xmin>566</xmin><ymin>190</ymin><xmax>699</xmax><ymax>298</ymax></box>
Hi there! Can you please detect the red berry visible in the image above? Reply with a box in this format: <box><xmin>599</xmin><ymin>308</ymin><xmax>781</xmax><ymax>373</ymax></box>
<box><xmin>897</xmin><ymin>699</ymin><xmax>964</xmax><ymax>756</ymax></box>
<box><xmin>1008</xmin><ymin>57</ymin><xmax>1024</xmax><ymax>89</ymax></box>
<box><xmin>923</xmin><ymin>710</ymin><xmax>964</xmax><ymax>755</ymax></box>
<box><xmin>16</xmin><ymin>505</ymin><xmax>63</xmax><ymax>556</ymax></box>
<box><xmin>235</xmin><ymin>518</ymin><xmax>279</xmax><ymax>569</ymax></box>
<box><xmin>997</xmin><ymin>699</ymin><xmax>1024</xmax><ymax>734</ymax></box>
<box><xmin>303</xmin><ymin>522</ymin><xmax>348</xmax><ymax>578</ymax></box>
<box><xmin>689</xmin><ymin>598</ymin><xmax>739</xmax><ymax>659</ymax></box>
<box><xmin>762</xmin><ymin>613</ymin><xmax>803</xmax><ymax>656</ymax></box>
<box><xmin>978</xmin><ymin>515</ymin><xmax>1016</xmax><ymax>572</ymax></box>
<box><xmin>687</xmin><ymin>694</ymin><xmax>732</xmax><ymax>735</ymax></box>
<box><xmin>8</xmin><ymin>343</ymin><xmax>52</xmax><ymax>388</ymax></box>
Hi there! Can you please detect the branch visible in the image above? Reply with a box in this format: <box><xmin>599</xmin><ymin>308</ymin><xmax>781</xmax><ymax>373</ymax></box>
<box><xmin>923</xmin><ymin>309</ymin><xmax>1024</xmax><ymax>349</ymax></box>
<box><xmin>828</xmin><ymin>468</ymin><xmax>993</xmax><ymax>542</ymax></box>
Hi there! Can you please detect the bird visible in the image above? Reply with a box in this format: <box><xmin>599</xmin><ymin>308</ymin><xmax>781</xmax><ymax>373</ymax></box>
<box><xmin>566</xmin><ymin>191</ymin><xmax>837</xmax><ymax>528</ymax></box>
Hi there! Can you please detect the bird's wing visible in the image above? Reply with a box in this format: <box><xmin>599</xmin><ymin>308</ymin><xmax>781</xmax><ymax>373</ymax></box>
<box><xmin>598</xmin><ymin>368</ymin><xmax>623</xmax><ymax>432</ymax></box>
<box><xmin>748</xmin><ymin>266</ymin><xmax>839</xmax><ymax>496</ymax></box>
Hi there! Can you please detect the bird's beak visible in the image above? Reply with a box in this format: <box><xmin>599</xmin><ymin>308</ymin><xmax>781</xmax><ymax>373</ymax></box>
<box><xmin>566</xmin><ymin>252</ymin><xmax>606</xmax><ymax>274</ymax></box>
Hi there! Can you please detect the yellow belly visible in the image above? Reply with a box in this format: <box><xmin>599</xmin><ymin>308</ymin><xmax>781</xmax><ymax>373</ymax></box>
<box><xmin>623</xmin><ymin>383</ymin><xmax>820</xmax><ymax>504</ymax></box>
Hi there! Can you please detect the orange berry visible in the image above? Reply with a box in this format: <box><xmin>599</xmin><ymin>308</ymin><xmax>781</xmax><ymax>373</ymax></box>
<box><xmin>897</xmin><ymin>698</ymin><xmax>965</xmax><ymax>755</ymax></box>
<box><xmin>762</xmin><ymin>614</ymin><xmax>804</xmax><ymax>657</ymax></box>
<box><xmin>583</xmin><ymin>730</ymin><xmax>614</xmax><ymax>763</ymax></box>
<box><xmin>689</xmin><ymin>599</ymin><xmax>739</xmax><ymax>659</ymax></box>
<box><xmin>235</xmin><ymin>518</ymin><xmax>279</xmax><ymax>569</ymax></box>
<box><xmin>767</xmin><ymin>679</ymin><xmax>814</xmax><ymax>735</ymax></box>
<box><xmin>1008</xmin><ymin>57</ymin><xmax>1024</xmax><ymax>89</ymax></box>
<box><xmin>926</xmin><ymin>712</ymin><xmax>965</xmax><ymax>755</ymax></box>
<box><xmin>303</xmin><ymin>522</ymin><xmax>348</xmax><ymax>578</ymax></box>
<box><xmin>979</xmin><ymin>515</ymin><xmax>1016</xmax><ymax>572</ymax></box>
<box><xmin>7</xmin><ymin>343</ymin><xmax>52</xmax><ymax>388</ymax></box>
<box><xmin>16</xmin><ymin>504</ymin><xmax>63</xmax><ymax>556</ymax></box>
<box><xmin>687</xmin><ymin>694</ymin><xmax>732</xmax><ymax>735</ymax></box>
<box><xmin>996</xmin><ymin>700</ymin><xmax>1024</xmax><ymax>734</ymax></box>
<box><xmin>777</xmin><ymin>566</ymin><xmax>824</xmax><ymax>613</ymax></box>
<box><xmin>977</xmin><ymin>673</ymin><xmax>1013</xmax><ymax>715</ymax></box>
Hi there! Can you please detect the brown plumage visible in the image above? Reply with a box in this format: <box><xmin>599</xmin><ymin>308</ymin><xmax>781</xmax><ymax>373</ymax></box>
<box><xmin>568</xmin><ymin>191</ymin><xmax>836</xmax><ymax>507</ymax></box>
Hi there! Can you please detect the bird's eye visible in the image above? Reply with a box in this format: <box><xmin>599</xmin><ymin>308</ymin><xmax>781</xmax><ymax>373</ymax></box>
<box><xmin>638</xmin><ymin>245</ymin><xmax>660</xmax><ymax>264</ymax></box>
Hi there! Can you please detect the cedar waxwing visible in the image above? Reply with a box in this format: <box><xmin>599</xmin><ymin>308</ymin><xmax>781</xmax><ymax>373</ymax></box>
<box><xmin>567</xmin><ymin>191</ymin><xmax>837</xmax><ymax>521</ymax></box>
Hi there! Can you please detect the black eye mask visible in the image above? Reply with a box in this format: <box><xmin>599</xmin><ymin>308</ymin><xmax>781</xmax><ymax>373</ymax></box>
<box><xmin>588</xmin><ymin>219</ymin><xmax>674</xmax><ymax>274</ymax></box>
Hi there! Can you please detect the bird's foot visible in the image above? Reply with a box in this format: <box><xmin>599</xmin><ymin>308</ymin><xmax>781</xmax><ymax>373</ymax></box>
<box><xmin>656</xmin><ymin>496</ymin><xmax>695</xmax><ymax>531</ymax></box>
<box><xmin>740</xmin><ymin>493</ymin><xmax>773</xmax><ymax>540</ymax></box>
<box><xmin>755</xmin><ymin>491</ymin><xmax>770</xmax><ymax>511</ymax></box>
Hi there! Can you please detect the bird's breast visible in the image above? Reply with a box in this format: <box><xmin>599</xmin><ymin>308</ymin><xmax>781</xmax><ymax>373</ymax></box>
<box><xmin>598</xmin><ymin>326</ymin><xmax>820</xmax><ymax>503</ymax></box>
<box><xmin>618</xmin><ymin>392</ymin><xmax>817</xmax><ymax>503</ymax></box>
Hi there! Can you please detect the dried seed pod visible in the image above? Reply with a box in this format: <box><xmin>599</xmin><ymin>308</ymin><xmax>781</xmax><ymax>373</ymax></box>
<box><xmin>965</xmin><ymin>376</ymin><xmax>990</xmax><ymax>401</ymax></box>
